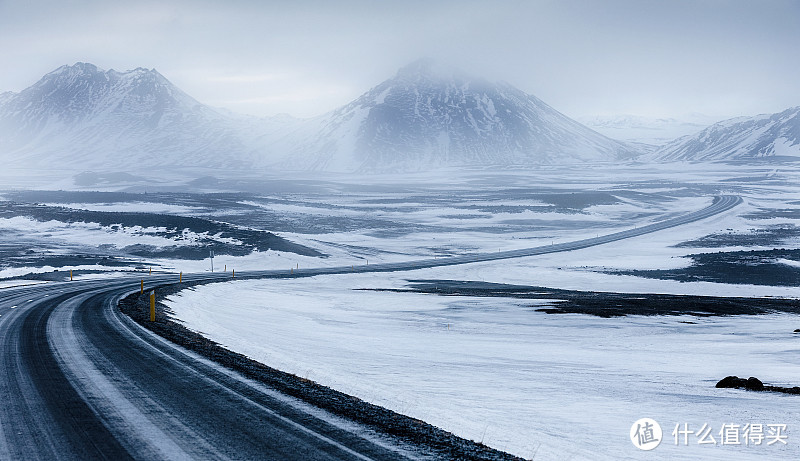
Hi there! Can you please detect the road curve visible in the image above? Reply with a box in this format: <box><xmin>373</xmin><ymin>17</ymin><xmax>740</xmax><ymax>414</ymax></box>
<box><xmin>0</xmin><ymin>278</ymin><xmax>419</xmax><ymax>460</ymax></box>
<box><xmin>0</xmin><ymin>195</ymin><xmax>741</xmax><ymax>460</ymax></box>
<box><xmin>242</xmin><ymin>194</ymin><xmax>743</xmax><ymax>277</ymax></box>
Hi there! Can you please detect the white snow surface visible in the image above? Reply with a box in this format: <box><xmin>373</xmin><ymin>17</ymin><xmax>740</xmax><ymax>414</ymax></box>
<box><xmin>166</xmin><ymin>273</ymin><xmax>798</xmax><ymax>460</ymax></box>
<box><xmin>577</xmin><ymin>114</ymin><xmax>718</xmax><ymax>145</ymax></box>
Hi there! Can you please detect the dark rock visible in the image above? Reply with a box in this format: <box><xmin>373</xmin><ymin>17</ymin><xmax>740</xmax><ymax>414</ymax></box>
<box><xmin>794</xmin><ymin>329</ymin><xmax>800</xmax><ymax>333</ymax></box>
<box><xmin>745</xmin><ymin>377</ymin><xmax>764</xmax><ymax>391</ymax></box>
<box><xmin>716</xmin><ymin>376</ymin><xmax>746</xmax><ymax>388</ymax></box>
<box><xmin>716</xmin><ymin>375</ymin><xmax>800</xmax><ymax>395</ymax></box>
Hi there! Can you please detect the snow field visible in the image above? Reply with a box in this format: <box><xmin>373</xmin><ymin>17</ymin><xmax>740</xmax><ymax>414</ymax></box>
<box><xmin>165</xmin><ymin>273</ymin><xmax>799</xmax><ymax>460</ymax></box>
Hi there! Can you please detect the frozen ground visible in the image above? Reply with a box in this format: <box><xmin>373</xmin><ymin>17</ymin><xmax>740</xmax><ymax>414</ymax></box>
<box><xmin>165</xmin><ymin>273</ymin><xmax>798</xmax><ymax>460</ymax></box>
<box><xmin>2</xmin><ymin>163</ymin><xmax>800</xmax><ymax>458</ymax></box>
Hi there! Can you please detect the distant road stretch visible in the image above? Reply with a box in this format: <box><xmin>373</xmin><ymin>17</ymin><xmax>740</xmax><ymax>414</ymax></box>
<box><xmin>257</xmin><ymin>194</ymin><xmax>743</xmax><ymax>276</ymax></box>
<box><xmin>0</xmin><ymin>195</ymin><xmax>741</xmax><ymax>460</ymax></box>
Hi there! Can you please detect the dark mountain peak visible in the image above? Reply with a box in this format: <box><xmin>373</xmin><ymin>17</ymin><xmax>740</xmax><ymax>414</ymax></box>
<box><xmin>26</xmin><ymin>62</ymin><xmax>196</xmax><ymax>109</ymax></box>
<box><xmin>41</xmin><ymin>63</ymin><xmax>166</xmax><ymax>86</ymax></box>
<box><xmin>39</xmin><ymin>62</ymin><xmax>107</xmax><ymax>87</ymax></box>
<box><xmin>51</xmin><ymin>62</ymin><xmax>102</xmax><ymax>75</ymax></box>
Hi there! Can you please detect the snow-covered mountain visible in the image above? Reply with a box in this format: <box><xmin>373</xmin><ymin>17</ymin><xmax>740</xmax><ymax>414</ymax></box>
<box><xmin>0</xmin><ymin>60</ymin><xmax>639</xmax><ymax>175</ymax></box>
<box><xmin>0</xmin><ymin>63</ymin><xmax>282</xmax><ymax>170</ymax></box>
<box><xmin>274</xmin><ymin>59</ymin><xmax>636</xmax><ymax>172</ymax></box>
<box><xmin>653</xmin><ymin>107</ymin><xmax>800</xmax><ymax>161</ymax></box>
<box><xmin>578</xmin><ymin>114</ymin><xmax>717</xmax><ymax>146</ymax></box>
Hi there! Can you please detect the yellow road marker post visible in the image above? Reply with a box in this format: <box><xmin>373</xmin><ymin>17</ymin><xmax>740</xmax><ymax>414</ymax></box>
<box><xmin>149</xmin><ymin>290</ymin><xmax>155</xmax><ymax>322</ymax></box>
<box><xmin>224</xmin><ymin>264</ymin><xmax>227</xmax><ymax>272</ymax></box>
<box><xmin>149</xmin><ymin>267</ymin><xmax>152</xmax><ymax>275</ymax></box>
<box><xmin>70</xmin><ymin>270</ymin><xmax>73</xmax><ymax>281</ymax></box>
<box><xmin>140</xmin><ymin>280</ymin><xmax>144</xmax><ymax>294</ymax></box>
<box><xmin>232</xmin><ymin>269</ymin><xmax>235</xmax><ymax>278</ymax></box>
<box><xmin>179</xmin><ymin>272</ymin><xmax>182</xmax><ymax>283</ymax></box>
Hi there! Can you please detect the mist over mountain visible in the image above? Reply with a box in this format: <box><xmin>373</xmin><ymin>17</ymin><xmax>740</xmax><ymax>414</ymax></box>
<box><xmin>654</xmin><ymin>107</ymin><xmax>800</xmax><ymax>161</ymax></box>
<box><xmin>577</xmin><ymin>114</ymin><xmax>718</xmax><ymax>146</ymax></box>
<box><xmin>0</xmin><ymin>60</ymin><xmax>658</xmax><ymax>176</ymax></box>
<box><xmin>0</xmin><ymin>63</ymin><xmax>276</xmax><ymax>171</ymax></box>
<box><xmin>273</xmin><ymin>59</ymin><xmax>637</xmax><ymax>171</ymax></box>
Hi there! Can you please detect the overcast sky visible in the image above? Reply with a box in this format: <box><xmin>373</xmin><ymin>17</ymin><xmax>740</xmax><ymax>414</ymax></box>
<box><xmin>1</xmin><ymin>0</ymin><xmax>798</xmax><ymax>119</ymax></box>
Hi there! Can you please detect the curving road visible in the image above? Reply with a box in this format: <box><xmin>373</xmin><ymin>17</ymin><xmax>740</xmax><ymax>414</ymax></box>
<box><xmin>0</xmin><ymin>195</ymin><xmax>741</xmax><ymax>460</ymax></box>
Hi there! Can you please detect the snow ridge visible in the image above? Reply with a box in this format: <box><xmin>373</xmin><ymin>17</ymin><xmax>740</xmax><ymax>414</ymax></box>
<box><xmin>653</xmin><ymin>107</ymin><xmax>800</xmax><ymax>161</ymax></box>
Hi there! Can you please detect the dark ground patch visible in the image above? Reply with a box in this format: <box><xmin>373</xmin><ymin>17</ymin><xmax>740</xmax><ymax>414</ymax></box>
<box><xmin>615</xmin><ymin>249</ymin><xmax>800</xmax><ymax>286</ymax></box>
<box><xmin>4</xmin><ymin>269</ymin><xmax>144</xmax><ymax>282</ymax></box>
<box><xmin>744</xmin><ymin>208</ymin><xmax>800</xmax><ymax>220</ymax></box>
<box><xmin>533</xmin><ymin>191</ymin><xmax>620</xmax><ymax>209</ymax></box>
<box><xmin>118</xmin><ymin>282</ymin><xmax>522</xmax><ymax>461</ymax></box>
<box><xmin>676</xmin><ymin>225</ymin><xmax>800</xmax><ymax>248</ymax></box>
<box><xmin>365</xmin><ymin>280</ymin><xmax>800</xmax><ymax>317</ymax></box>
<box><xmin>356</xmin><ymin>189</ymin><xmax>622</xmax><ymax>212</ymax></box>
<box><xmin>0</xmin><ymin>201</ymin><xmax>322</xmax><ymax>259</ymax></box>
<box><xmin>0</xmin><ymin>251</ymin><xmax>137</xmax><ymax>269</ymax></box>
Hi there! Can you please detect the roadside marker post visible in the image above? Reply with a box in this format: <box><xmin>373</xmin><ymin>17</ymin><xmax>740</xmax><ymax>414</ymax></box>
<box><xmin>149</xmin><ymin>267</ymin><xmax>152</xmax><ymax>275</ymax></box>
<box><xmin>140</xmin><ymin>280</ymin><xmax>144</xmax><ymax>294</ymax></box>
<box><xmin>179</xmin><ymin>272</ymin><xmax>182</xmax><ymax>283</ymax></box>
<box><xmin>70</xmin><ymin>270</ymin><xmax>73</xmax><ymax>281</ymax></box>
<box><xmin>232</xmin><ymin>269</ymin><xmax>235</xmax><ymax>278</ymax></box>
<box><xmin>149</xmin><ymin>290</ymin><xmax>155</xmax><ymax>322</ymax></box>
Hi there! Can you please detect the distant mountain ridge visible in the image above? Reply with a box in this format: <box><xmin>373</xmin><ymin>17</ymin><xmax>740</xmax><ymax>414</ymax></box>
<box><xmin>653</xmin><ymin>107</ymin><xmax>800</xmax><ymax>161</ymax></box>
<box><xmin>13</xmin><ymin>60</ymin><xmax>799</xmax><ymax>174</ymax></box>
<box><xmin>0</xmin><ymin>62</ymin><xmax>272</xmax><ymax>170</ymax></box>
<box><xmin>0</xmin><ymin>60</ymin><xmax>639</xmax><ymax>174</ymax></box>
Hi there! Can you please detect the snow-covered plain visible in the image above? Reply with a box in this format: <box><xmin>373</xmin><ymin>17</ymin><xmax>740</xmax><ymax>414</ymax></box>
<box><xmin>165</xmin><ymin>273</ymin><xmax>798</xmax><ymax>461</ymax></box>
<box><xmin>4</xmin><ymin>164</ymin><xmax>800</xmax><ymax>458</ymax></box>
<box><xmin>160</xmin><ymin>165</ymin><xmax>800</xmax><ymax>460</ymax></box>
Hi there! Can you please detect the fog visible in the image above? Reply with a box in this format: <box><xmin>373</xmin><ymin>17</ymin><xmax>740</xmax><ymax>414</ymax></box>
<box><xmin>1</xmin><ymin>0</ymin><xmax>799</xmax><ymax>119</ymax></box>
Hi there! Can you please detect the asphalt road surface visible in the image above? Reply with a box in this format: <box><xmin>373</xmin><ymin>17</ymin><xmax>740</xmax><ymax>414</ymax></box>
<box><xmin>0</xmin><ymin>195</ymin><xmax>741</xmax><ymax>460</ymax></box>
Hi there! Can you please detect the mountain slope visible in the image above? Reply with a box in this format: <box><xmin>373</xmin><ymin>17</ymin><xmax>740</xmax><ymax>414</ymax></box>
<box><xmin>272</xmin><ymin>59</ymin><xmax>637</xmax><ymax>172</ymax></box>
<box><xmin>0</xmin><ymin>60</ymin><xmax>639</xmax><ymax>175</ymax></box>
<box><xmin>0</xmin><ymin>63</ymin><xmax>280</xmax><ymax>170</ymax></box>
<box><xmin>653</xmin><ymin>107</ymin><xmax>800</xmax><ymax>161</ymax></box>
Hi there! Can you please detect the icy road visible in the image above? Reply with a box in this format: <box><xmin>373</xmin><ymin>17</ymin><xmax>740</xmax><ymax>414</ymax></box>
<box><xmin>0</xmin><ymin>195</ymin><xmax>741</xmax><ymax>460</ymax></box>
